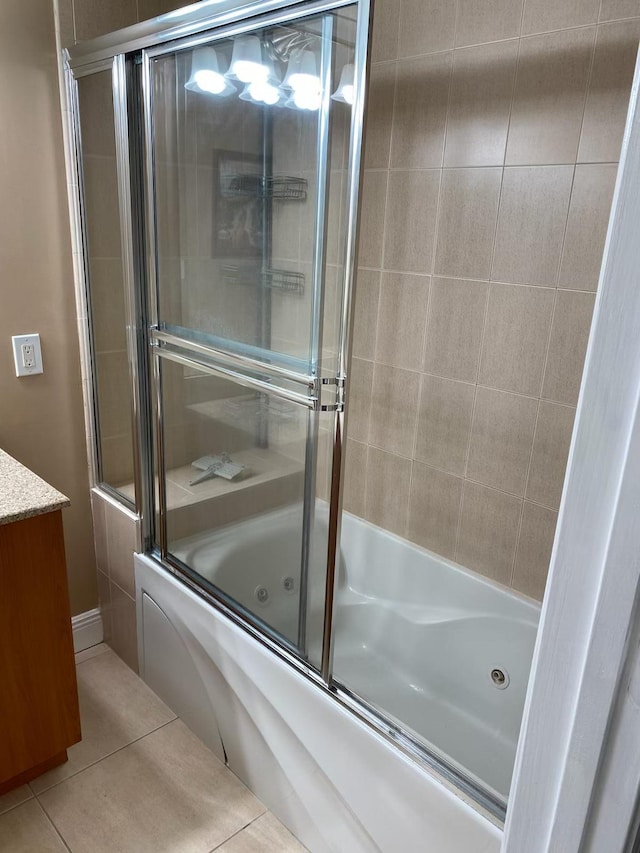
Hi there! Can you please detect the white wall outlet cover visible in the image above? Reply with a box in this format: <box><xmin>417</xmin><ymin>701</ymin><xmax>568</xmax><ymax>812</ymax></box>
<box><xmin>12</xmin><ymin>333</ymin><xmax>43</xmax><ymax>377</ymax></box>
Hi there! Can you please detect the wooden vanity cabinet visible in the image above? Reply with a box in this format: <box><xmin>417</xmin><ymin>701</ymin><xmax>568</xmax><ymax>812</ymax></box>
<box><xmin>0</xmin><ymin>509</ymin><xmax>81</xmax><ymax>794</ymax></box>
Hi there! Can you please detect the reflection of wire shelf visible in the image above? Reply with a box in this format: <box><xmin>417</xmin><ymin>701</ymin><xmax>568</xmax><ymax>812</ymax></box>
<box><xmin>223</xmin><ymin>265</ymin><xmax>305</xmax><ymax>296</ymax></box>
<box><xmin>225</xmin><ymin>174</ymin><xmax>308</xmax><ymax>201</ymax></box>
<box><xmin>264</xmin><ymin>268</ymin><xmax>305</xmax><ymax>294</ymax></box>
<box><xmin>223</xmin><ymin>395</ymin><xmax>299</xmax><ymax>423</ymax></box>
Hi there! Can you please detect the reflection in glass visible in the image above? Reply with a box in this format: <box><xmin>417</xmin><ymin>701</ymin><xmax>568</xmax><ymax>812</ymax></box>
<box><xmin>158</xmin><ymin>356</ymin><xmax>330</xmax><ymax>658</ymax></box>
<box><xmin>150</xmin><ymin>12</ymin><xmax>355</xmax><ymax>377</ymax></box>
<box><xmin>77</xmin><ymin>70</ymin><xmax>135</xmax><ymax>499</ymax></box>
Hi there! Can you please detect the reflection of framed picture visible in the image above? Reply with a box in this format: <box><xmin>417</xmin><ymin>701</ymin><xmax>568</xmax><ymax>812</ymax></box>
<box><xmin>213</xmin><ymin>150</ymin><xmax>264</xmax><ymax>258</ymax></box>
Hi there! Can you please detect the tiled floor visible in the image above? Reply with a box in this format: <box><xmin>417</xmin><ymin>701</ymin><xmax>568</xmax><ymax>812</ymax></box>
<box><xmin>0</xmin><ymin>644</ymin><xmax>306</xmax><ymax>852</ymax></box>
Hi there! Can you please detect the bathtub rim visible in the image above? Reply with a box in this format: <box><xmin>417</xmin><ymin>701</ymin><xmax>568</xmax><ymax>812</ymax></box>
<box><xmin>146</xmin><ymin>534</ymin><xmax>509</xmax><ymax>822</ymax></box>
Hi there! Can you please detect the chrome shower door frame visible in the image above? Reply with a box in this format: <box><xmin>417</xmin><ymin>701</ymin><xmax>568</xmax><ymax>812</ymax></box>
<box><xmin>66</xmin><ymin>55</ymin><xmax>147</xmax><ymax>516</ymax></box>
<box><xmin>138</xmin><ymin>0</ymin><xmax>368</xmax><ymax>672</ymax></box>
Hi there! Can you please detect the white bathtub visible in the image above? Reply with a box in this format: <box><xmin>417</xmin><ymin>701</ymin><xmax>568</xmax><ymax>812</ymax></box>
<box><xmin>136</xmin><ymin>505</ymin><xmax>537</xmax><ymax>851</ymax></box>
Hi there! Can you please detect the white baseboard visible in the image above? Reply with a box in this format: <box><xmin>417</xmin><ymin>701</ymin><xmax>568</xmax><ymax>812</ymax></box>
<box><xmin>72</xmin><ymin>608</ymin><xmax>104</xmax><ymax>653</ymax></box>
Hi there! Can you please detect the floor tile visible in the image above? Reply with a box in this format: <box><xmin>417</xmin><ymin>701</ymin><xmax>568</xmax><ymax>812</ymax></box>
<box><xmin>74</xmin><ymin>642</ymin><xmax>110</xmax><ymax>665</ymax></box>
<box><xmin>0</xmin><ymin>785</ymin><xmax>32</xmax><ymax>817</ymax></box>
<box><xmin>38</xmin><ymin>719</ymin><xmax>265</xmax><ymax>853</ymax></box>
<box><xmin>0</xmin><ymin>799</ymin><xmax>66</xmax><ymax>852</ymax></box>
<box><xmin>215</xmin><ymin>812</ymin><xmax>306</xmax><ymax>852</ymax></box>
<box><xmin>30</xmin><ymin>649</ymin><xmax>176</xmax><ymax>793</ymax></box>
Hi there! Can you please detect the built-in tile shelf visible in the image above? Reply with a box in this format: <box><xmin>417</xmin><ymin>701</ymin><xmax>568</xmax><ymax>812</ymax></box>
<box><xmin>119</xmin><ymin>447</ymin><xmax>304</xmax><ymax>541</ymax></box>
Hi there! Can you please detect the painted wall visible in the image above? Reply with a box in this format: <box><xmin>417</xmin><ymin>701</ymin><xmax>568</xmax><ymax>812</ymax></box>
<box><xmin>0</xmin><ymin>0</ymin><xmax>97</xmax><ymax>615</ymax></box>
<box><xmin>343</xmin><ymin>0</ymin><xmax>640</xmax><ymax>601</ymax></box>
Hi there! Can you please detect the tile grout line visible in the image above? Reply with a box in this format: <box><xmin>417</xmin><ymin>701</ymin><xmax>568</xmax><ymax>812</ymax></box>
<box><xmin>344</xmin><ymin>437</ymin><xmax>562</xmax><ymax>509</ymax></box>
<box><xmin>508</xmin><ymin>397</ymin><xmax>542</xmax><ymax>587</ymax></box>
<box><xmin>345</xmin><ymin>351</ymin><xmax>580</xmax><ymax>410</ymax></box>
<box><xmin>30</xmin><ymin>716</ymin><xmax>178</xmax><ymax>799</ymax></box>
<box><xmin>452</xmin><ymin>0</ymin><xmax>461</xmax><ymax>50</ymax></box>
<box><xmin>0</xmin><ymin>793</ymin><xmax>36</xmax><ymax>819</ymax></box>
<box><xmin>34</xmin><ymin>796</ymin><xmax>72</xmax><ymax>852</ymax></box>
<box><xmin>392</xmin><ymin>18</ymin><xmax>618</xmax><ymax>64</ymax></box>
<box><xmin>206</xmin><ymin>808</ymin><xmax>269</xmax><ymax>852</ymax></box>
<box><xmin>506</xmin><ymin>133</ymin><xmax>578</xmax><ymax>581</ymax></box>
<box><xmin>453</xmin><ymin>30</ymin><xmax>519</xmax><ymax>563</ymax></box>
<box><xmin>356</xmin><ymin>263</ymin><xmax>605</xmax><ymax>294</ymax></box>
<box><xmin>518</xmin><ymin>0</ymin><xmax>526</xmax><ymax>36</ymax></box>
<box><xmin>363</xmin><ymin>158</ymin><xmax>619</xmax><ymax>171</ymax></box>
<box><xmin>574</xmin><ymin>17</ymin><xmax>600</xmax><ymax>165</ymax></box>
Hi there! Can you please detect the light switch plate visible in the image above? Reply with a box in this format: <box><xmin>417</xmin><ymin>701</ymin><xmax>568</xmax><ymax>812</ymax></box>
<box><xmin>12</xmin><ymin>333</ymin><xmax>43</xmax><ymax>377</ymax></box>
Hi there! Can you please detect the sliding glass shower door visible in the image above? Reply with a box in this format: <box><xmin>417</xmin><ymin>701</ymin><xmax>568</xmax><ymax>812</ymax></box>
<box><xmin>144</xmin><ymin>7</ymin><xmax>357</xmax><ymax>666</ymax></box>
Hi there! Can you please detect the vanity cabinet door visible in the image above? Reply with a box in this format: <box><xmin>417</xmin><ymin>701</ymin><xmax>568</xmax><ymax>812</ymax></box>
<box><xmin>0</xmin><ymin>510</ymin><xmax>81</xmax><ymax>792</ymax></box>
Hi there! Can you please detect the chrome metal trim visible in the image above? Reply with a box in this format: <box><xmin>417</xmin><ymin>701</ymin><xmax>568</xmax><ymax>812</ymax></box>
<box><xmin>94</xmin><ymin>481</ymin><xmax>136</xmax><ymax>514</ymax></box>
<box><xmin>332</xmin><ymin>680</ymin><xmax>507</xmax><ymax>820</ymax></box>
<box><xmin>113</xmin><ymin>54</ymin><xmax>144</xmax><ymax>517</ymax></box>
<box><xmin>153</xmin><ymin>354</ymin><xmax>168</xmax><ymax>559</ymax></box>
<box><xmin>152</xmin><ymin>345</ymin><xmax>318</xmax><ymax>410</ymax></box>
<box><xmin>157</xmin><ymin>546</ymin><xmax>327</xmax><ymax>679</ymax></box>
<box><xmin>143</xmin><ymin>0</ymin><xmax>353</xmax><ymax>62</ymax></box>
<box><xmin>67</xmin><ymin>0</ymin><xmax>356</xmax><ymax>69</ymax></box>
<box><xmin>68</xmin><ymin>63</ymin><xmax>111</xmax><ymax>496</ymax></box>
<box><xmin>298</xmin><ymin>12</ymin><xmax>334</xmax><ymax>658</ymax></box>
<box><xmin>141</xmin><ymin>48</ymin><xmax>168</xmax><ymax>559</ymax></box>
<box><xmin>320</xmin><ymin>0</ymin><xmax>371</xmax><ymax>683</ymax></box>
<box><xmin>152</xmin><ymin>329</ymin><xmax>315</xmax><ymax>388</ymax></box>
<box><xmin>141</xmin><ymin>51</ymin><xmax>159</xmax><ymax>336</ymax></box>
<box><xmin>66</xmin><ymin>62</ymin><xmax>101</xmax><ymax>490</ymax></box>
<box><xmin>145</xmin><ymin>549</ymin><xmax>505</xmax><ymax>824</ymax></box>
<box><xmin>126</xmin><ymin>54</ymin><xmax>156</xmax><ymax>549</ymax></box>
<box><xmin>70</xmin><ymin>58</ymin><xmax>115</xmax><ymax>78</ymax></box>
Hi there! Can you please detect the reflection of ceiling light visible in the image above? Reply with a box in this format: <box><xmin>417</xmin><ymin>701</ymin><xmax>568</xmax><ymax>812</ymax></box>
<box><xmin>292</xmin><ymin>88</ymin><xmax>321</xmax><ymax>110</ymax></box>
<box><xmin>331</xmin><ymin>63</ymin><xmax>355</xmax><ymax>105</ymax></box>
<box><xmin>250</xmin><ymin>80</ymin><xmax>281</xmax><ymax>105</ymax></box>
<box><xmin>283</xmin><ymin>49</ymin><xmax>320</xmax><ymax>95</ymax></box>
<box><xmin>237</xmin><ymin>52</ymin><xmax>282</xmax><ymax>106</ymax></box>
<box><xmin>228</xmin><ymin>35</ymin><xmax>268</xmax><ymax>83</ymax></box>
<box><xmin>239</xmin><ymin>80</ymin><xmax>281</xmax><ymax>106</ymax></box>
<box><xmin>194</xmin><ymin>69</ymin><xmax>225</xmax><ymax>94</ymax></box>
<box><xmin>185</xmin><ymin>46</ymin><xmax>235</xmax><ymax>97</ymax></box>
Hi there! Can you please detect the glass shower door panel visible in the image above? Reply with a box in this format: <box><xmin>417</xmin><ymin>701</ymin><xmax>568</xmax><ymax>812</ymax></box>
<box><xmin>76</xmin><ymin>68</ymin><xmax>136</xmax><ymax>502</ymax></box>
<box><xmin>147</xmin><ymin>10</ymin><xmax>355</xmax><ymax>372</ymax></box>
<box><xmin>157</xmin><ymin>354</ymin><xmax>329</xmax><ymax>653</ymax></box>
<box><xmin>147</xmin><ymin>7</ymin><xmax>358</xmax><ymax>663</ymax></box>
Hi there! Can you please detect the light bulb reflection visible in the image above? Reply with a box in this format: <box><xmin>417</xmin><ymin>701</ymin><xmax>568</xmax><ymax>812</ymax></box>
<box><xmin>229</xmin><ymin>35</ymin><xmax>269</xmax><ymax>84</ymax></box>
<box><xmin>193</xmin><ymin>69</ymin><xmax>226</xmax><ymax>94</ymax></box>
<box><xmin>331</xmin><ymin>64</ymin><xmax>355</xmax><ymax>106</ymax></box>
<box><xmin>248</xmin><ymin>80</ymin><xmax>280</xmax><ymax>105</ymax></box>
<box><xmin>233</xmin><ymin>60</ymin><xmax>269</xmax><ymax>83</ymax></box>
<box><xmin>284</xmin><ymin>49</ymin><xmax>321</xmax><ymax>98</ymax></box>
<box><xmin>292</xmin><ymin>88</ymin><xmax>321</xmax><ymax>111</ymax></box>
<box><xmin>185</xmin><ymin>46</ymin><xmax>235</xmax><ymax>97</ymax></box>
<box><xmin>341</xmin><ymin>84</ymin><xmax>354</xmax><ymax>104</ymax></box>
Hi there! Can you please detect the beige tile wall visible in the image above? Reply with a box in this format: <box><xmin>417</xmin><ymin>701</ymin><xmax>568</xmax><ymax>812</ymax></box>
<box><xmin>345</xmin><ymin>0</ymin><xmax>640</xmax><ymax>600</ymax></box>
<box><xmin>58</xmin><ymin>0</ymin><xmax>194</xmax><ymax>46</ymax></box>
<box><xmin>91</xmin><ymin>489</ymin><xmax>140</xmax><ymax>672</ymax></box>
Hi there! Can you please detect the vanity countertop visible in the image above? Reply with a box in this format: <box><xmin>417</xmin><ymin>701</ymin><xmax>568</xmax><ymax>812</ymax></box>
<box><xmin>0</xmin><ymin>449</ymin><xmax>70</xmax><ymax>526</ymax></box>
